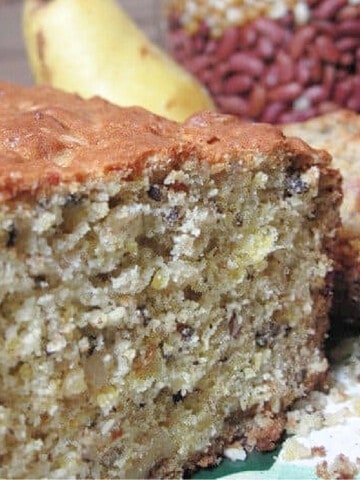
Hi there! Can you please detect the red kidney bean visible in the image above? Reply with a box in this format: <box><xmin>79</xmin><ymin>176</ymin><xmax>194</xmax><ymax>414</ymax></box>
<box><xmin>215</xmin><ymin>26</ymin><xmax>239</xmax><ymax>61</ymax></box>
<box><xmin>334</xmin><ymin>78</ymin><xmax>354</xmax><ymax>104</ymax></box>
<box><xmin>209</xmin><ymin>80</ymin><xmax>223</xmax><ymax>95</ymax></box>
<box><xmin>264</xmin><ymin>64</ymin><xmax>280</xmax><ymax>88</ymax></box>
<box><xmin>203</xmin><ymin>65</ymin><xmax>224</xmax><ymax>94</ymax></box>
<box><xmin>335</xmin><ymin>37</ymin><xmax>359</xmax><ymax>52</ymax></box>
<box><xmin>323</xmin><ymin>64</ymin><xmax>336</xmax><ymax>92</ymax></box>
<box><xmin>296</xmin><ymin>107</ymin><xmax>318</xmax><ymax>121</ymax></box>
<box><xmin>213</xmin><ymin>62</ymin><xmax>228</xmax><ymax>79</ymax></box>
<box><xmin>352</xmin><ymin>77</ymin><xmax>360</xmax><ymax>90</ymax></box>
<box><xmin>260</xmin><ymin>101</ymin><xmax>287</xmax><ymax>123</ymax></box>
<box><xmin>303</xmin><ymin>84</ymin><xmax>329</xmax><ymax>104</ymax></box>
<box><xmin>314</xmin><ymin>35</ymin><xmax>340</xmax><ymax>63</ymax></box>
<box><xmin>313</xmin><ymin>0</ymin><xmax>347</xmax><ymax>20</ymax></box>
<box><xmin>255</xmin><ymin>36</ymin><xmax>275</xmax><ymax>60</ymax></box>
<box><xmin>276</xmin><ymin>51</ymin><xmax>294</xmax><ymax>84</ymax></box>
<box><xmin>296</xmin><ymin>58</ymin><xmax>313</xmax><ymax>86</ymax></box>
<box><xmin>289</xmin><ymin>25</ymin><xmax>316</xmax><ymax>60</ymax></box>
<box><xmin>248</xmin><ymin>85</ymin><xmax>267</xmax><ymax>118</ymax></box>
<box><xmin>335</xmin><ymin>20</ymin><xmax>360</xmax><ymax>37</ymax></box>
<box><xmin>228</xmin><ymin>52</ymin><xmax>264</xmax><ymax>77</ymax></box>
<box><xmin>197</xmin><ymin>68</ymin><xmax>210</xmax><ymax>84</ymax></box>
<box><xmin>278</xmin><ymin>108</ymin><xmax>318</xmax><ymax>123</ymax></box>
<box><xmin>307</xmin><ymin>0</ymin><xmax>321</xmax><ymax>6</ymax></box>
<box><xmin>223</xmin><ymin>74</ymin><xmax>253</xmax><ymax>94</ymax></box>
<box><xmin>308</xmin><ymin>54</ymin><xmax>323</xmax><ymax>84</ymax></box>
<box><xmin>268</xmin><ymin>82</ymin><xmax>302</xmax><ymax>102</ymax></box>
<box><xmin>336</xmin><ymin>5</ymin><xmax>360</xmax><ymax>21</ymax></box>
<box><xmin>215</xmin><ymin>95</ymin><xmax>249</xmax><ymax>116</ymax></box>
<box><xmin>186</xmin><ymin>55</ymin><xmax>213</xmax><ymax>74</ymax></box>
<box><xmin>336</xmin><ymin>70</ymin><xmax>347</xmax><ymax>80</ymax></box>
<box><xmin>339</xmin><ymin>52</ymin><xmax>355</xmax><ymax>67</ymax></box>
<box><xmin>205</xmin><ymin>63</ymin><xmax>227</xmax><ymax>93</ymax></box>
<box><xmin>311</xmin><ymin>20</ymin><xmax>335</xmax><ymax>36</ymax></box>
<box><xmin>347</xmin><ymin>95</ymin><xmax>360</xmax><ymax>111</ymax></box>
<box><xmin>310</xmin><ymin>66</ymin><xmax>324</xmax><ymax>86</ymax></box>
<box><xmin>348</xmin><ymin>77</ymin><xmax>360</xmax><ymax>106</ymax></box>
<box><xmin>206</xmin><ymin>73</ymin><xmax>224</xmax><ymax>95</ymax></box>
<box><xmin>205</xmin><ymin>39</ymin><xmax>217</xmax><ymax>54</ymax></box>
<box><xmin>252</xmin><ymin>17</ymin><xmax>286</xmax><ymax>45</ymax></box>
<box><xmin>238</xmin><ymin>25</ymin><xmax>258</xmax><ymax>48</ymax></box>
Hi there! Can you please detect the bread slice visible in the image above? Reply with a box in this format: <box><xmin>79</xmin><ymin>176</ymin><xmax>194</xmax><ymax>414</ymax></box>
<box><xmin>0</xmin><ymin>82</ymin><xmax>341</xmax><ymax>478</ymax></box>
<box><xmin>283</xmin><ymin>110</ymin><xmax>360</xmax><ymax>326</ymax></box>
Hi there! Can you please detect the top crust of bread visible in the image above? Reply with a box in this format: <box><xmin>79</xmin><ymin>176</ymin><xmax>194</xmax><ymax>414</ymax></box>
<box><xmin>0</xmin><ymin>82</ymin><xmax>330</xmax><ymax>200</ymax></box>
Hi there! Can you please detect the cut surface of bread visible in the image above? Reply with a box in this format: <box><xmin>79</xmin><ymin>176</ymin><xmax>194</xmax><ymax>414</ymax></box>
<box><xmin>283</xmin><ymin>110</ymin><xmax>360</xmax><ymax>326</ymax></box>
<box><xmin>0</xmin><ymin>83</ymin><xmax>341</xmax><ymax>478</ymax></box>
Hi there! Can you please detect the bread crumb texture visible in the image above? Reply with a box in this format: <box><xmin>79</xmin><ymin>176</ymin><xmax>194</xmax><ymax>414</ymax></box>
<box><xmin>0</xmin><ymin>83</ymin><xmax>341</xmax><ymax>478</ymax></box>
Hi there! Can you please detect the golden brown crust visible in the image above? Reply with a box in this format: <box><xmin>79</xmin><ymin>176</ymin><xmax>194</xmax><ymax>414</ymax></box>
<box><xmin>0</xmin><ymin>82</ymin><xmax>330</xmax><ymax>200</ymax></box>
<box><xmin>0</xmin><ymin>82</ymin><xmax>177</xmax><ymax>199</ymax></box>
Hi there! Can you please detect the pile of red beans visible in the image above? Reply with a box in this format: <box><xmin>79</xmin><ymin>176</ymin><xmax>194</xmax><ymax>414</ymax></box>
<box><xmin>166</xmin><ymin>0</ymin><xmax>360</xmax><ymax>123</ymax></box>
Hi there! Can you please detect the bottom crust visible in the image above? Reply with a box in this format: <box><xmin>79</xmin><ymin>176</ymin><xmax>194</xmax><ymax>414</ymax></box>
<box><xmin>149</xmin><ymin>410</ymin><xmax>287</xmax><ymax>479</ymax></box>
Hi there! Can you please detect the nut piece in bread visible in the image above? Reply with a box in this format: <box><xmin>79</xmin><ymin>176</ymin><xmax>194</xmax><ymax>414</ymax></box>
<box><xmin>283</xmin><ymin>110</ymin><xmax>360</xmax><ymax>326</ymax></box>
<box><xmin>0</xmin><ymin>83</ymin><xmax>341</xmax><ymax>478</ymax></box>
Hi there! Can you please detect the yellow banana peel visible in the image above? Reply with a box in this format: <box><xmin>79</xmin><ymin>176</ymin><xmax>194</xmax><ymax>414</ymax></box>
<box><xmin>23</xmin><ymin>0</ymin><xmax>215</xmax><ymax>121</ymax></box>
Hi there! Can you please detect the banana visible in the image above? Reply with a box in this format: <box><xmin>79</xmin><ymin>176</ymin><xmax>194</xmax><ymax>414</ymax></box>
<box><xmin>23</xmin><ymin>0</ymin><xmax>215</xmax><ymax>121</ymax></box>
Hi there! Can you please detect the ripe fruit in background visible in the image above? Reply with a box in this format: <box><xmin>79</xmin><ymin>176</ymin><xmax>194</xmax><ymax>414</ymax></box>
<box><xmin>23</xmin><ymin>0</ymin><xmax>215</xmax><ymax>122</ymax></box>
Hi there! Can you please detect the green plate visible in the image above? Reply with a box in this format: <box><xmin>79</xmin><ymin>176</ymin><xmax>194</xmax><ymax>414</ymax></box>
<box><xmin>195</xmin><ymin>457</ymin><xmax>320</xmax><ymax>479</ymax></box>
<box><xmin>194</xmin><ymin>446</ymin><xmax>360</xmax><ymax>480</ymax></box>
<box><xmin>194</xmin><ymin>448</ymin><xmax>280</xmax><ymax>479</ymax></box>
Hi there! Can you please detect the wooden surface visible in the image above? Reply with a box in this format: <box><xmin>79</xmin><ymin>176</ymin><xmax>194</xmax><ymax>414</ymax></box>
<box><xmin>0</xmin><ymin>0</ymin><xmax>160</xmax><ymax>86</ymax></box>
